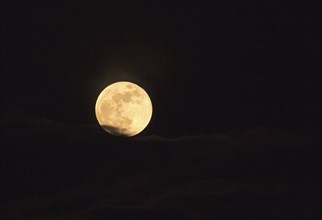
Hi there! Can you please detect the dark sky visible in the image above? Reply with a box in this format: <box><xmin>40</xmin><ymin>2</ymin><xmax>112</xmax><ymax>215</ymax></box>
<box><xmin>1</xmin><ymin>1</ymin><xmax>322</xmax><ymax>219</ymax></box>
<box><xmin>3</xmin><ymin>0</ymin><xmax>321</xmax><ymax>136</ymax></box>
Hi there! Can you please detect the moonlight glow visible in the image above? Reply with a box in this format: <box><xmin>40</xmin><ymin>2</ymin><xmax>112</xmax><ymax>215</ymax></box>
<box><xmin>95</xmin><ymin>81</ymin><xmax>153</xmax><ymax>137</ymax></box>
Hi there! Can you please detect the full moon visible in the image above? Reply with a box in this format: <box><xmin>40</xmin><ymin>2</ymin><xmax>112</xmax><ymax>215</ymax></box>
<box><xmin>95</xmin><ymin>81</ymin><xmax>153</xmax><ymax>137</ymax></box>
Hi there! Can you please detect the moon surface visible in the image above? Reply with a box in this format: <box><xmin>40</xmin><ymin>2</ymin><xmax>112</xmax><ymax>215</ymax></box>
<box><xmin>95</xmin><ymin>81</ymin><xmax>153</xmax><ymax>137</ymax></box>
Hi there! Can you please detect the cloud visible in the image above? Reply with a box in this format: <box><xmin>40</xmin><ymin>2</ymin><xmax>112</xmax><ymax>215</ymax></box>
<box><xmin>2</xmin><ymin>111</ymin><xmax>320</xmax><ymax>147</ymax></box>
<box><xmin>1</xmin><ymin>112</ymin><xmax>321</xmax><ymax>219</ymax></box>
<box><xmin>135</xmin><ymin>127</ymin><xmax>321</xmax><ymax>146</ymax></box>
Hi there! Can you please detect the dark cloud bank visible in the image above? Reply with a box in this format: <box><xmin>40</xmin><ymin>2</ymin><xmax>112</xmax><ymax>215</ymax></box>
<box><xmin>1</xmin><ymin>114</ymin><xmax>321</xmax><ymax>219</ymax></box>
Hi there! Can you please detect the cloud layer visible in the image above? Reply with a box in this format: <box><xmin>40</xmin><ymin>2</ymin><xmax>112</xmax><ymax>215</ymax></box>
<box><xmin>1</xmin><ymin>113</ymin><xmax>321</xmax><ymax>219</ymax></box>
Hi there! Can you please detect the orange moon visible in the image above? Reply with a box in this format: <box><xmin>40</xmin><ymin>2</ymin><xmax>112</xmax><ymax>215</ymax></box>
<box><xmin>95</xmin><ymin>81</ymin><xmax>153</xmax><ymax>136</ymax></box>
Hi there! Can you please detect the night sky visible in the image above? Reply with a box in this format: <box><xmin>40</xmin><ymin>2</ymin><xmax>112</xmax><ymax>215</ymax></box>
<box><xmin>1</xmin><ymin>1</ymin><xmax>322</xmax><ymax>219</ymax></box>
